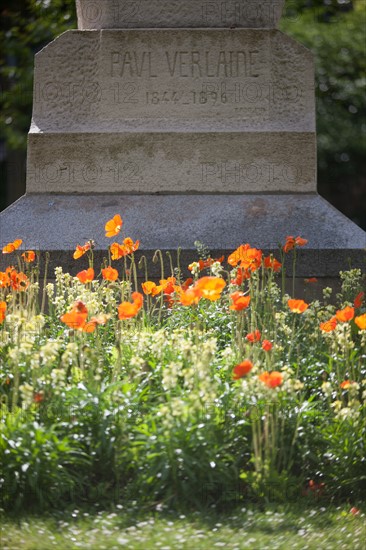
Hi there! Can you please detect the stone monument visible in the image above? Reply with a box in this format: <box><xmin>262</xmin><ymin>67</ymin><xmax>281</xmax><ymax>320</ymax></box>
<box><xmin>1</xmin><ymin>0</ymin><xmax>365</xmax><ymax>281</ymax></box>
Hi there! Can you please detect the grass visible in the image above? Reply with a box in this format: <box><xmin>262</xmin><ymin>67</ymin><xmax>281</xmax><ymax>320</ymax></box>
<box><xmin>1</xmin><ymin>504</ymin><xmax>365</xmax><ymax>550</ymax></box>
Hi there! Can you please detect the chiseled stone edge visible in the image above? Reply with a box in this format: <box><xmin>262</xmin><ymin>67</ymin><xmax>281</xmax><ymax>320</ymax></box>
<box><xmin>0</xmin><ymin>193</ymin><xmax>365</xmax><ymax>278</ymax></box>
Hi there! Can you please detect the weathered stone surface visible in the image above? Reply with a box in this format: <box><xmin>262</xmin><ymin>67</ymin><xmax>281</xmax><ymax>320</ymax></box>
<box><xmin>76</xmin><ymin>0</ymin><xmax>285</xmax><ymax>30</ymax></box>
<box><xmin>29</xmin><ymin>29</ymin><xmax>316</xmax><ymax>194</ymax></box>
<box><xmin>1</xmin><ymin>194</ymin><xmax>365</xmax><ymax>278</ymax></box>
<box><xmin>32</xmin><ymin>30</ymin><xmax>315</xmax><ymax>133</ymax></box>
<box><xmin>27</xmin><ymin>131</ymin><xmax>316</xmax><ymax>194</ymax></box>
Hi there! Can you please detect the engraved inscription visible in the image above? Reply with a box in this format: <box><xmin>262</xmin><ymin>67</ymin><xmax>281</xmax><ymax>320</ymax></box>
<box><xmin>111</xmin><ymin>50</ymin><xmax>260</xmax><ymax>78</ymax></box>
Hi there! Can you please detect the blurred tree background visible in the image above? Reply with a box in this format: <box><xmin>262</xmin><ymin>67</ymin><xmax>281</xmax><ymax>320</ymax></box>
<box><xmin>0</xmin><ymin>0</ymin><xmax>365</xmax><ymax>228</ymax></box>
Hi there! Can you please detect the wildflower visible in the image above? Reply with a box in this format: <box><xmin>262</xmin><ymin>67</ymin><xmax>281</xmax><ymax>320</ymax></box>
<box><xmin>0</xmin><ymin>271</ymin><xmax>10</xmax><ymax>288</ymax></box>
<box><xmin>61</xmin><ymin>302</ymin><xmax>89</xmax><ymax>331</ymax></box>
<box><xmin>350</xmin><ymin>507</ymin><xmax>360</xmax><ymax>516</ymax></box>
<box><xmin>102</xmin><ymin>266</ymin><xmax>119</xmax><ymax>281</ymax></box>
<box><xmin>34</xmin><ymin>392</ymin><xmax>44</xmax><ymax>404</ymax></box>
<box><xmin>231</xmin><ymin>267</ymin><xmax>251</xmax><ymax>285</ymax></box>
<box><xmin>283</xmin><ymin>236</ymin><xmax>308</xmax><ymax>253</ymax></box>
<box><xmin>354</xmin><ymin>291</ymin><xmax>364</xmax><ymax>309</ymax></box>
<box><xmin>259</xmin><ymin>371</ymin><xmax>283</xmax><ymax>388</ymax></box>
<box><xmin>340</xmin><ymin>380</ymin><xmax>353</xmax><ymax>390</ymax></box>
<box><xmin>160</xmin><ymin>277</ymin><xmax>178</xmax><ymax>296</ymax></box>
<box><xmin>304</xmin><ymin>277</ymin><xmax>318</xmax><ymax>284</ymax></box>
<box><xmin>262</xmin><ymin>340</ymin><xmax>273</xmax><ymax>352</ymax></box>
<box><xmin>73</xmin><ymin>241</ymin><xmax>92</xmax><ymax>260</ymax></box>
<box><xmin>264</xmin><ymin>256</ymin><xmax>282</xmax><ymax>272</ymax></box>
<box><xmin>355</xmin><ymin>313</ymin><xmax>366</xmax><ymax>330</ymax></box>
<box><xmin>335</xmin><ymin>306</ymin><xmax>354</xmax><ymax>322</ymax></box>
<box><xmin>195</xmin><ymin>276</ymin><xmax>226</xmax><ymax>301</ymax></box>
<box><xmin>288</xmin><ymin>299</ymin><xmax>309</xmax><ymax>313</ymax></box>
<box><xmin>142</xmin><ymin>281</ymin><xmax>161</xmax><ymax>296</ymax></box>
<box><xmin>110</xmin><ymin>238</ymin><xmax>139</xmax><ymax>260</ymax></box>
<box><xmin>7</xmin><ymin>267</ymin><xmax>29</xmax><ymax>291</ymax></box>
<box><xmin>320</xmin><ymin>317</ymin><xmax>337</xmax><ymax>332</ymax></box>
<box><xmin>246</xmin><ymin>330</ymin><xmax>261</xmax><ymax>343</ymax></box>
<box><xmin>2</xmin><ymin>239</ymin><xmax>22</xmax><ymax>254</ymax></box>
<box><xmin>105</xmin><ymin>214</ymin><xmax>123</xmax><ymax>238</ymax></box>
<box><xmin>229</xmin><ymin>292</ymin><xmax>251</xmax><ymax>311</ymax></box>
<box><xmin>179</xmin><ymin>287</ymin><xmax>201</xmax><ymax>306</ymax></box>
<box><xmin>233</xmin><ymin>360</ymin><xmax>253</xmax><ymax>380</ymax></box>
<box><xmin>76</xmin><ymin>268</ymin><xmax>95</xmax><ymax>284</ymax></box>
<box><xmin>118</xmin><ymin>292</ymin><xmax>143</xmax><ymax>320</ymax></box>
<box><xmin>21</xmin><ymin>250</ymin><xmax>36</xmax><ymax>263</ymax></box>
<box><xmin>228</xmin><ymin>244</ymin><xmax>262</xmax><ymax>272</ymax></box>
<box><xmin>188</xmin><ymin>256</ymin><xmax>224</xmax><ymax>273</ymax></box>
<box><xmin>0</xmin><ymin>301</ymin><xmax>6</xmax><ymax>323</ymax></box>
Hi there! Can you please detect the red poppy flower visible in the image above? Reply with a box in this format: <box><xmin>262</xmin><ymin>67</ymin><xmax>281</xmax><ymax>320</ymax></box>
<box><xmin>76</xmin><ymin>268</ymin><xmax>95</xmax><ymax>284</ymax></box>
<box><xmin>6</xmin><ymin>268</ymin><xmax>29</xmax><ymax>291</ymax></box>
<box><xmin>233</xmin><ymin>360</ymin><xmax>253</xmax><ymax>380</ymax></box>
<box><xmin>21</xmin><ymin>250</ymin><xmax>36</xmax><ymax>263</ymax></box>
<box><xmin>102</xmin><ymin>266</ymin><xmax>119</xmax><ymax>281</ymax></box>
<box><xmin>231</xmin><ymin>267</ymin><xmax>252</xmax><ymax>285</ymax></box>
<box><xmin>118</xmin><ymin>292</ymin><xmax>143</xmax><ymax>320</ymax></box>
<box><xmin>2</xmin><ymin>239</ymin><xmax>22</xmax><ymax>254</ymax></box>
<box><xmin>259</xmin><ymin>371</ymin><xmax>283</xmax><ymax>388</ymax></box>
<box><xmin>262</xmin><ymin>340</ymin><xmax>273</xmax><ymax>352</ymax></box>
<box><xmin>288</xmin><ymin>299</ymin><xmax>309</xmax><ymax>314</ymax></box>
<box><xmin>304</xmin><ymin>277</ymin><xmax>318</xmax><ymax>284</ymax></box>
<box><xmin>228</xmin><ymin>244</ymin><xmax>262</xmax><ymax>272</ymax></box>
<box><xmin>230</xmin><ymin>292</ymin><xmax>251</xmax><ymax>311</ymax></box>
<box><xmin>246</xmin><ymin>330</ymin><xmax>261</xmax><ymax>343</ymax></box>
<box><xmin>105</xmin><ymin>214</ymin><xmax>123</xmax><ymax>238</ymax></box>
<box><xmin>354</xmin><ymin>291</ymin><xmax>364</xmax><ymax>309</ymax></box>
<box><xmin>335</xmin><ymin>306</ymin><xmax>354</xmax><ymax>323</ymax></box>
<box><xmin>320</xmin><ymin>317</ymin><xmax>337</xmax><ymax>332</ymax></box>
<box><xmin>0</xmin><ymin>301</ymin><xmax>7</xmax><ymax>324</ymax></box>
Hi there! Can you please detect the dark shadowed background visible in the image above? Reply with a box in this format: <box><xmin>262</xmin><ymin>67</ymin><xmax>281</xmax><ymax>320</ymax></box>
<box><xmin>1</xmin><ymin>0</ymin><xmax>365</xmax><ymax>229</ymax></box>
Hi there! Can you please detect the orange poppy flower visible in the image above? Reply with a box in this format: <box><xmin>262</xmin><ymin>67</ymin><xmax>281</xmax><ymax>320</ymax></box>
<box><xmin>229</xmin><ymin>292</ymin><xmax>251</xmax><ymax>311</ymax></box>
<box><xmin>262</xmin><ymin>340</ymin><xmax>273</xmax><ymax>352</ymax></box>
<box><xmin>73</xmin><ymin>241</ymin><xmax>92</xmax><ymax>260</ymax></box>
<box><xmin>61</xmin><ymin>309</ymin><xmax>89</xmax><ymax>331</ymax></box>
<box><xmin>182</xmin><ymin>278</ymin><xmax>194</xmax><ymax>291</ymax></box>
<box><xmin>335</xmin><ymin>306</ymin><xmax>354</xmax><ymax>323</ymax></box>
<box><xmin>21</xmin><ymin>250</ymin><xmax>36</xmax><ymax>263</ymax></box>
<box><xmin>320</xmin><ymin>317</ymin><xmax>337</xmax><ymax>332</ymax></box>
<box><xmin>228</xmin><ymin>244</ymin><xmax>262</xmax><ymax>272</ymax></box>
<box><xmin>160</xmin><ymin>277</ymin><xmax>178</xmax><ymax>296</ymax></box>
<box><xmin>2</xmin><ymin>239</ymin><xmax>22</xmax><ymax>254</ymax></box>
<box><xmin>118</xmin><ymin>292</ymin><xmax>143</xmax><ymax>320</ymax></box>
<box><xmin>179</xmin><ymin>287</ymin><xmax>202</xmax><ymax>306</ymax></box>
<box><xmin>233</xmin><ymin>360</ymin><xmax>253</xmax><ymax>380</ymax></box>
<box><xmin>0</xmin><ymin>272</ymin><xmax>10</xmax><ymax>288</ymax></box>
<box><xmin>142</xmin><ymin>281</ymin><xmax>161</xmax><ymax>296</ymax></box>
<box><xmin>354</xmin><ymin>291</ymin><xmax>364</xmax><ymax>309</ymax></box>
<box><xmin>6</xmin><ymin>268</ymin><xmax>29</xmax><ymax>291</ymax></box>
<box><xmin>105</xmin><ymin>214</ymin><xmax>123</xmax><ymax>238</ymax></box>
<box><xmin>304</xmin><ymin>277</ymin><xmax>318</xmax><ymax>284</ymax></box>
<box><xmin>259</xmin><ymin>371</ymin><xmax>283</xmax><ymax>388</ymax></box>
<box><xmin>246</xmin><ymin>329</ymin><xmax>261</xmax><ymax>343</ymax></box>
<box><xmin>76</xmin><ymin>268</ymin><xmax>95</xmax><ymax>284</ymax></box>
<box><xmin>102</xmin><ymin>266</ymin><xmax>119</xmax><ymax>281</ymax></box>
<box><xmin>0</xmin><ymin>301</ymin><xmax>7</xmax><ymax>324</ymax></box>
<box><xmin>110</xmin><ymin>238</ymin><xmax>140</xmax><ymax>260</ymax></box>
<box><xmin>288</xmin><ymin>299</ymin><xmax>309</xmax><ymax>314</ymax></box>
<box><xmin>283</xmin><ymin>236</ymin><xmax>308</xmax><ymax>253</ymax></box>
<box><xmin>340</xmin><ymin>380</ymin><xmax>353</xmax><ymax>389</ymax></box>
<box><xmin>355</xmin><ymin>313</ymin><xmax>366</xmax><ymax>330</ymax></box>
<box><xmin>195</xmin><ymin>276</ymin><xmax>226</xmax><ymax>301</ymax></box>
<box><xmin>264</xmin><ymin>256</ymin><xmax>282</xmax><ymax>272</ymax></box>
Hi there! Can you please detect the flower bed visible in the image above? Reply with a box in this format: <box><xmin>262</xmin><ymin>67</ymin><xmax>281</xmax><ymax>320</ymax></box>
<box><xmin>0</xmin><ymin>215</ymin><xmax>365</xmax><ymax>512</ymax></box>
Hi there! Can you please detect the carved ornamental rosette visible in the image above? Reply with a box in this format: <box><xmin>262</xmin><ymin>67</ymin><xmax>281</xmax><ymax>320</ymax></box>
<box><xmin>76</xmin><ymin>0</ymin><xmax>285</xmax><ymax>30</ymax></box>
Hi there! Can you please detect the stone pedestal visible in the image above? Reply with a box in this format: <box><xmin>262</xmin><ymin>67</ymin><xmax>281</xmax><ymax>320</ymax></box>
<box><xmin>1</xmin><ymin>1</ymin><xmax>365</xmax><ymax>280</ymax></box>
